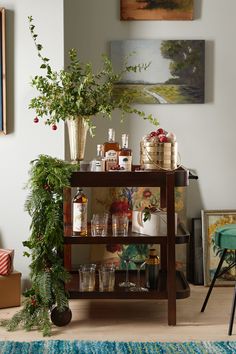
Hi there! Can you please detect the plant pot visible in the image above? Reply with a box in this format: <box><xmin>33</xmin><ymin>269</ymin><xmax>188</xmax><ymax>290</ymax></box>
<box><xmin>66</xmin><ymin>116</ymin><xmax>89</xmax><ymax>163</ymax></box>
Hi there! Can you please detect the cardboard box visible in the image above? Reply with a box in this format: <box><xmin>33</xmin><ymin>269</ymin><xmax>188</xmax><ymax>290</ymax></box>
<box><xmin>132</xmin><ymin>210</ymin><xmax>177</xmax><ymax>236</ymax></box>
<box><xmin>0</xmin><ymin>271</ymin><xmax>21</xmax><ymax>308</ymax></box>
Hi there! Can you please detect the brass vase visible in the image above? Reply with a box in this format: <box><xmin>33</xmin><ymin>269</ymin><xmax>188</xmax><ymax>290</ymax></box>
<box><xmin>66</xmin><ymin>116</ymin><xmax>89</xmax><ymax>163</ymax></box>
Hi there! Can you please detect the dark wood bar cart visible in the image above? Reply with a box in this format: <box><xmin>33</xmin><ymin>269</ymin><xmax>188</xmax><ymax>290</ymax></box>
<box><xmin>63</xmin><ymin>167</ymin><xmax>190</xmax><ymax>326</ymax></box>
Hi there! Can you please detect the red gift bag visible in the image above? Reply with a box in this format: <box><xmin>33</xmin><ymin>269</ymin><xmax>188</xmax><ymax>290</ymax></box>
<box><xmin>0</xmin><ymin>249</ymin><xmax>14</xmax><ymax>275</ymax></box>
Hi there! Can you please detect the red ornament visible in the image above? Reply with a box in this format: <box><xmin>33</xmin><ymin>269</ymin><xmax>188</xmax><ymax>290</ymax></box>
<box><xmin>52</xmin><ymin>124</ymin><xmax>57</xmax><ymax>130</ymax></box>
<box><xmin>34</xmin><ymin>117</ymin><xmax>39</xmax><ymax>123</ymax></box>
<box><xmin>31</xmin><ymin>299</ymin><xmax>37</xmax><ymax>306</ymax></box>
<box><xmin>43</xmin><ymin>184</ymin><xmax>51</xmax><ymax>191</ymax></box>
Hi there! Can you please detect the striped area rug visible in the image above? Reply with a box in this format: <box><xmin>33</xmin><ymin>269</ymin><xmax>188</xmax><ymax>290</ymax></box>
<box><xmin>0</xmin><ymin>340</ymin><xmax>236</xmax><ymax>353</ymax></box>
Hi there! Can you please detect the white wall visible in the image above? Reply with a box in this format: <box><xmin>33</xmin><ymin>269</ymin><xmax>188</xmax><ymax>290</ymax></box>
<box><xmin>0</xmin><ymin>0</ymin><xmax>64</xmax><ymax>285</ymax></box>
<box><xmin>64</xmin><ymin>0</ymin><xmax>236</xmax><ymax>222</ymax></box>
<box><xmin>1</xmin><ymin>0</ymin><xmax>236</xmax><ymax>285</ymax></box>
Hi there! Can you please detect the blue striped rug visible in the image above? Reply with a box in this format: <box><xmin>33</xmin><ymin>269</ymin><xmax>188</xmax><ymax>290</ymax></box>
<box><xmin>0</xmin><ymin>340</ymin><xmax>236</xmax><ymax>353</ymax></box>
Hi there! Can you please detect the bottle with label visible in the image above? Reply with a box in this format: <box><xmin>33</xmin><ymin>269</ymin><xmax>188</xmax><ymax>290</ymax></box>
<box><xmin>91</xmin><ymin>144</ymin><xmax>106</xmax><ymax>172</ymax></box>
<box><xmin>72</xmin><ymin>187</ymin><xmax>88</xmax><ymax>236</ymax></box>
<box><xmin>145</xmin><ymin>248</ymin><xmax>160</xmax><ymax>290</ymax></box>
<box><xmin>103</xmin><ymin>128</ymin><xmax>120</xmax><ymax>171</ymax></box>
<box><xmin>118</xmin><ymin>134</ymin><xmax>132</xmax><ymax>171</ymax></box>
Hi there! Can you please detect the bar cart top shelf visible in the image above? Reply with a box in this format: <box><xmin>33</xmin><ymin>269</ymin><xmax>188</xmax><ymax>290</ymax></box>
<box><xmin>69</xmin><ymin>166</ymin><xmax>189</xmax><ymax>188</ymax></box>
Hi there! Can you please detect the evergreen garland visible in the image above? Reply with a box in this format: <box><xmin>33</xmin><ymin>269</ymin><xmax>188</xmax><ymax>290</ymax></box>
<box><xmin>0</xmin><ymin>155</ymin><xmax>78</xmax><ymax>336</ymax></box>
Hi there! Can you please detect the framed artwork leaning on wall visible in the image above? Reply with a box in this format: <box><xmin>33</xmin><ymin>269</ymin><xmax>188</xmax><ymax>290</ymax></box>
<box><xmin>0</xmin><ymin>8</ymin><xmax>6</xmax><ymax>135</ymax></box>
<box><xmin>201</xmin><ymin>210</ymin><xmax>236</xmax><ymax>286</ymax></box>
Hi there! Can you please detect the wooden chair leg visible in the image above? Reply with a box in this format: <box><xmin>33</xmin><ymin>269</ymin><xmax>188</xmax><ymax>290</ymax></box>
<box><xmin>228</xmin><ymin>282</ymin><xmax>236</xmax><ymax>335</ymax></box>
<box><xmin>201</xmin><ymin>249</ymin><xmax>227</xmax><ymax>312</ymax></box>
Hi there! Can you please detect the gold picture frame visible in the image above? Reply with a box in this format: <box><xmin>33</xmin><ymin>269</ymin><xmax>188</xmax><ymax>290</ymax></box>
<box><xmin>201</xmin><ymin>210</ymin><xmax>236</xmax><ymax>286</ymax></box>
<box><xmin>0</xmin><ymin>8</ymin><xmax>6</xmax><ymax>135</ymax></box>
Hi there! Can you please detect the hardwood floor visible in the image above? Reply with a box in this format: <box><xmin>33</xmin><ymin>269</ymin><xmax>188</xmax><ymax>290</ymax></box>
<box><xmin>0</xmin><ymin>285</ymin><xmax>235</xmax><ymax>342</ymax></box>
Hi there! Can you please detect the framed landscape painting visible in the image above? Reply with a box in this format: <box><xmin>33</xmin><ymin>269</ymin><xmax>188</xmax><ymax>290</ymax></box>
<box><xmin>120</xmin><ymin>0</ymin><xmax>194</xmax><ymax>21</ymax></box>
<box><xmin>110</xmin><ymin>39</ymin><xmax>205</xmax><ymax>104</ymax></box>
<box><xmin>0</xmin><ymin>8</ymin><xmax>6</xmax><ymax>135</ymax></box>
<box><xmin>201</xmin><ymin>210</ymin><xmax>236</xmax><ymax>286</ymax></box>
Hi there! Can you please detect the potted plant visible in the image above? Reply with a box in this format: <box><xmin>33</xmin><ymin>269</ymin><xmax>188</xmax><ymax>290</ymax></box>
<box><xmin>28</xmin><ymin>16</ymin><xmax>158</xmax><ymax>162</ymax></box>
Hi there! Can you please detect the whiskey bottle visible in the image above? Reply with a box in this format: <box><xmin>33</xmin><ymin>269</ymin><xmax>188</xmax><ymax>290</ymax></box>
<box><xmin>72</xmin><ymin>187</ymin><xmax>88</xmax><ymax>236</ymax></box>
<box><xmin>103</xmin><ymin>128</ymin><xmax>120</xmax><ymax>171</ymax></box>
<box><xmin>145</xmin><ymin>248</ymin><xmax>160</xmax><ymax>290</ymax></box>
<box><xmin>118</xmin><ymin>133</ymin><xmax>132</xmax><ymax>171</ymax></box>
<box><xmin>91</xmin><ymin>144</ymin><xmax>106</xmax><ymax>171</ymax></box>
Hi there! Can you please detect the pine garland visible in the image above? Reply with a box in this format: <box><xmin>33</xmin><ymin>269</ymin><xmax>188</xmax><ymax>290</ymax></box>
<box><xmin>0</xmin><ymin>155</ymin><xmax>78</xmax><ymax>336</ymax></box>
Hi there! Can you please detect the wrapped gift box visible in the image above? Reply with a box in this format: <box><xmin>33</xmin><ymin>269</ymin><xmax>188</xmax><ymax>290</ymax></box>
<box><xmin>0</xmin><ymin>249</ymin><xmax>14</xmax><ymax>275</ymax></box>
<box><xmin>0</xmin><ymin>271</ymin><xmax>21</xmax><ymax>308</ymax></box>
<box><xmin>132</xmin><ymin>210</ymin><xmax>177</xmax><ymax>236</ymax></box>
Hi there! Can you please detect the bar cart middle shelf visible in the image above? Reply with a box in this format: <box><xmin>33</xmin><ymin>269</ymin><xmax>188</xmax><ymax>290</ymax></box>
<box><xmin>63</xmin><ymin>167</ymin><xmax>190</xmax><ymax>326</ymax></box>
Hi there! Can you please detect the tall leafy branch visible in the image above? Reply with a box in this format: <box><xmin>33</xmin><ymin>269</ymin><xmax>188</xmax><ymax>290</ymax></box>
<box><xmin>28</xmin><ymin>16</ymin><xmax>158</xmax><ymax>133</ymax></box>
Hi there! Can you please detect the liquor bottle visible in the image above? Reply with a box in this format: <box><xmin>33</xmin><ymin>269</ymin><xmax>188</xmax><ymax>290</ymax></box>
<box><xmin>145</xmin><ymin>248</ymin><xmax>160</xmax><ymax>290</ymax></box>
<box><xmin>118</xmin><ymin>134</ymin><xmax>132</xmax><ymax>171</ymax></box>
<box><xmin>72</xmin><ymin>187</ymin><xmax>88</xmax><ymax>236</ymax></box>
<box><xmin>91</xmin><ymin>144</ymin><xmax>106</xmax><ymax>171</ymax></box>
<box><xmin>103</xmin><ymin>128</ymin><xmax>120</xmax><ymax>171</ymax></box>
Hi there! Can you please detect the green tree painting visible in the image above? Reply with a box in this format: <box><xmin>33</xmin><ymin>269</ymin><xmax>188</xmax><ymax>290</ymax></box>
<box><xmin>111</xmin><ymin>39</ymin><xmax>205</xmax><ymax>104</ymax></box>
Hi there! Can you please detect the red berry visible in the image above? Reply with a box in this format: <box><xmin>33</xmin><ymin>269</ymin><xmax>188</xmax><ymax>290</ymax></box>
<box><xmin>34</xmin><ymin>117</ymin><xmax>39</xmax><ymax>123</ymax></box>
<box><xmin>156</xmin><ymin>128</ymin><xmax>164</xmax><ymax>135</ymax></box>
<box><xmin>52</xmin><ymin>124</ymin><xmax>57</xmax><ymax>130</ymax></box>
<box><xmin>159</xmin><ymin>135</ymin><xmax>168</xmax><ymax>143</ymax></box>
<box><xmin>149</xmin><ymin>131</ymin><xmax>157</xmax><ymax>137</ymax></box>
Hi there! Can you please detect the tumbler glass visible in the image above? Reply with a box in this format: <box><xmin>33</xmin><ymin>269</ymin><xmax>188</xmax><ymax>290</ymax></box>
<box><xmin>91</xmin><ymin>213</ymin><xmax>108</xmax><ymax>236</ymax></box>
<box><xmin>78</xmin><ymin>264</ymin><xmax>96</xmax><ymax>292</ymax></box>
<box><xmin>112</xmin><ymin>214</ymin><xmax>129</xmax><ymax>236</ymax></box>
<box><xmin>99</xmin><ymin>265</ymin><xmax>115</xmax><ymax>292</ymax></box>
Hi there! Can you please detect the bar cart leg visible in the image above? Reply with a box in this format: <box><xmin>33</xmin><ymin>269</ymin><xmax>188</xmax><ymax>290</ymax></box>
<box><xmin>166</xmin><ymin>172</ymin><xmax>176</xmax><ymax>325</ymax></box>
<box><xmin>63</xmin><ymin>187</ymin><xmax>72</xmax><ymax>291</ymax></box>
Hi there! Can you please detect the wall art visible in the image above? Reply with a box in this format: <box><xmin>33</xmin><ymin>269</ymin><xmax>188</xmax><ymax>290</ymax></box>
<box><xmin>89</xmin><ymin>186</ymin><xmax>187</xmax><ymax>272</ymax></box>
<box><xmin>0</xmin><ymin>8</ymin><xmax>6</xmax><ymax>135</ymax></box>
<box><xmin>120</xmin><ymin>0</ymin><xmax>194</xmax><ymax>21</ymax></box>
<box><xmin>201</xmin><ymin>210</ymin><xmax>236</xmax><ymax>286</ymax></box>
<box><xmin>110</xmin><ymin>39</ymin><xmax>205</xmax><ymax>104</ymax></box>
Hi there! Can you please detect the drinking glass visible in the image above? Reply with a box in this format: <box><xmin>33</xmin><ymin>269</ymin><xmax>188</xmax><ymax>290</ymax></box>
<box><xmin>112</xmin><ymin>214</ymin><xmax>129</xmax><ymax>236</ymax></box>
<box><xmin>91</xmin><ymin>213</ymin><xmax>108</xmax><ymax>236</ymax></box>
<box><xmin>129</xmin><ymin>255</ymin><xmax>148</xmax><ymax>292</ymax></box>
<box><xmin>117</xmin><ymin>252</ymin><xmax>136</xmax><ymax>288</ymax></box>
<box><xmin>78</xmin><ymin>264</ymin><xmax>96</xmax><ymax>292</ymax></box>
<box><xmin>99</xmin><ymin>264</ymin><xmax>115</xmax><ymax>292</ymax></box>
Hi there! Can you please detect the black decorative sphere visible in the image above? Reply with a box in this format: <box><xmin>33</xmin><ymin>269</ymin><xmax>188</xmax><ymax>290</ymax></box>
<box><xmin>51</xmin><ymin>306</ymin><xmax>72</xmax><ymax>327</ymax></box>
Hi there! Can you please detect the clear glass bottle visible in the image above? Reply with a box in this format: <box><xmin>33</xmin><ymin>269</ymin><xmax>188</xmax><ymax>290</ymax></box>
<box><xmin>72</xmin><ymin>187</ymin><xmax>88</xmax><ymax>236</ymax></box>
<box><xmin>91</xmin><ymin>144</ymin><xmax>106</xmax><ymax>171</ymax></box>
<box><xmin>103</xmin><ymin>128</ymin><xmax>120</xmax><ymax>171</ymax></box>
<box><xmin>145</xmin><ymin>248</ymin><xmax>160</xmax><ymax>290</ymax></box>
<box><xmin>118</xmin><ymin>134</ymin><xmax>132</xmax><ymax>171</ymax></box>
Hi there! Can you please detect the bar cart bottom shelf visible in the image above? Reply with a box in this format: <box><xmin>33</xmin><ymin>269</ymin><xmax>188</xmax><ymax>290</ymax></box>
<box><xmin>66</xmin><ymin>270</ymin><xmax>190</xmax><ymax>300</ymax></box>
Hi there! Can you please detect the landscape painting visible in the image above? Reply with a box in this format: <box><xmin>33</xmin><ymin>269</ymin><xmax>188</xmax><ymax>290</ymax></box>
<box><xmin>110</xmin><ymin>39</ymin><xmax>205</xmax><ymax>104</ymax></box>
<box><xmin>120</xmin><ymin>0</ymin><xmax>194</xmax><ymax>21</ymax></box>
